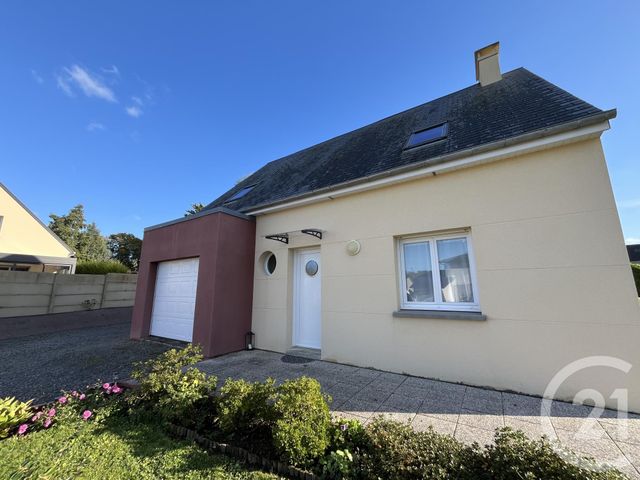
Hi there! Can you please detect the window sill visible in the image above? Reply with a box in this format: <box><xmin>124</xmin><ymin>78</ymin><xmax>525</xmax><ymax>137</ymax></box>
<box><xmin>392</xmin><ymin>309</ymin><xmax>487</xmax><ymax>321</ymax></box>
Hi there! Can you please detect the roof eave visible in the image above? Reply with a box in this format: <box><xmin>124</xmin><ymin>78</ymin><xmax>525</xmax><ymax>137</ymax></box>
<box><xmin>143</xmin><ymin>206</ymin><xmax>253</xmax><ymax>233</ymax></box>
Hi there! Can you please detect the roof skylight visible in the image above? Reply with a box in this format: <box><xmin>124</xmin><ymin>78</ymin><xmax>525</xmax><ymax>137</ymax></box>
<box><xmin>405</xmin><ymin>123</ymin><xmax>448</xmax><ymax>149</ymax></box>
<box><xmin>224</xmin><ymin>185</ymin><xmax>255</xmax><ymax>203</ymax></box>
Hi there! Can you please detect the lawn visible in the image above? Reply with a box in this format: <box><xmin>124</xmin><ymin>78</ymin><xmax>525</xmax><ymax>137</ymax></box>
<box><xmin>0</xmin><ymin>405</ymin><xmax>280</xmax><ymax>480</ymax></box>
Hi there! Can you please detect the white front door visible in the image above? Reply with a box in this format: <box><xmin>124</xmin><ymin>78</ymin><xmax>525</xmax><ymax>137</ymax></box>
<box><xmin>150</xmin><ymin>258</ymin><xmax>199</xmax><ymax>342</ymax></box>
<box><xmin>293</xmin><ymin>249</ymin><xmax>321</xmax><ymax>349</ymax></box>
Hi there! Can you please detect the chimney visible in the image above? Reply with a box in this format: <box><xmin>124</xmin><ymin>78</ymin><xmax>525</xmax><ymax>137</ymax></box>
<box><xmin>474</xmin><ymin>42</ymin><xmax>502</xmax><ymax>86</ymax></box>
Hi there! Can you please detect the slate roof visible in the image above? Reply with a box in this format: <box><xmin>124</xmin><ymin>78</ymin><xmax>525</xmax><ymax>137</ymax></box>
<box><xmin>205</xmin><ymin>68</ymin><xmax>613</xmax><ymax>213</ymax></box>
<box><xmin>628</xmin><ymin>245</ymin><xmax>640</xmax><ymax>263</ymax></box>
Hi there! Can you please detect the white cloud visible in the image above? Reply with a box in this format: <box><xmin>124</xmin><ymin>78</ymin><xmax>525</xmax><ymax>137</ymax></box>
<box><xmin>86</xmin><ymin>122</ymin><xmax>106</xmax><ymax>132</ymax></box>
<box><xmin>56</xmin><ymin>75</ymin><xmax>74</xmax><ymax>96</ymax></box>
<box><xmin>131</xmin><ymin>96</ymin><xmax>143</xmax><ymax>105</ymax></box>
<box><xmin>625</xmin><ymin>237</ymin><xmax>640</xmax><ymax>245</ymax></box>
<box><xmin>101</xmin><ymin>65</ymin><xmax>119</xmax><ymax>76</ymax></box>
<box><xmin>57</xmin><ymin>65</ymin><xmax>117</xmax><ymax>102</ymax></box>
<box><xmin>125</xmin><ymin>105</ymin><xmax>143</xmax><ymax>118</ymax></box>
<box><xmin>618</xmin><ymin>199</ymin><xmax>640</xmax><ymax>209</ymax></box>
<box><xmin>31</xmin><ymin>69</ymin><xmax>44</xmax><ymax>84</ymax></box>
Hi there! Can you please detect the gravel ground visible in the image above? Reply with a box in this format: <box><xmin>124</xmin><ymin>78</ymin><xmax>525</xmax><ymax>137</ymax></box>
<box><xmin>0</xmin><ymin>322</ymin><xmax>173</xmax><ymax>404</ymax></box>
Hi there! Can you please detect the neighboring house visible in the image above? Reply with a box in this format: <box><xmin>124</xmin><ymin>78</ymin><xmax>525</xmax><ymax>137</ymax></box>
<box><xmin>0</xmin><ymin>183</ymin><xmax>76</xmax><ymax>273</ymax></box>
<box><xmin>132</xmin><ymin>43</ymin><xmax>640</xmax><ymax>411</ymax></box>
<box><xmin>628</xmin><ymin>244</ymin><xmax>640</xmax><ymax>265</ymax></box>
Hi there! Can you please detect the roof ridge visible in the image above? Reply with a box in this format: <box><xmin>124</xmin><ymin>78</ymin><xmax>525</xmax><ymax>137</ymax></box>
<box><xmin>256</xmin><ymin>67</ymin><xmax>526</xmax><ymax>173</ymax></box>
<box><xmin>204</xmin><ymin>67</ymin><xmax>607</xmax><ymax>213</ymax></box>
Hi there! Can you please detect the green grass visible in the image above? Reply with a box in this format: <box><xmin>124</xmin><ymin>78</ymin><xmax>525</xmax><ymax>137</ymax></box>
<box><xmin>0</xmin><ymin>408</ymin><xmax>281</xmax><ymax>479</ymax></box>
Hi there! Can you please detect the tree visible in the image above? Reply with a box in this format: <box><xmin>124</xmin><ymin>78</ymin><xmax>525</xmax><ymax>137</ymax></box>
<box><xmin>108</xmin><ymin>233</ymin><xmax>142</xmax><ymax>272</ymax></box>
<box><xmin>184</xmin><ymin>203</ymin><xmax>205</xmax><ymax>216</ymax></box>
<box><xmin>49</xmin><ymin>205</ymin><xmax>110</xmax><ymax>262</ymax></box>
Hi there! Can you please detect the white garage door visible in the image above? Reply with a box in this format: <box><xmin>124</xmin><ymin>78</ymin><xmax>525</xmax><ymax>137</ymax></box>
<box><xmin>150</xmin><ymin>258</ymin><xmax>199</xmax><ymax>342</ymax></box>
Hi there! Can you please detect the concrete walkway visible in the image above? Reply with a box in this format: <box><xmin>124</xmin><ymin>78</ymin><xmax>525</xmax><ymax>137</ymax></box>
<box><xmin>198</xmin><ymin>349</ymin><xmax>640</xmax><ymax>478</ymax></box>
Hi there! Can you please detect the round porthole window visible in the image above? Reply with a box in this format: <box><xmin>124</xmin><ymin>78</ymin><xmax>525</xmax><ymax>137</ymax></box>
<box><xmin>305</xmin><ymin>260</ymin><xmax>319</xmax><ymax>276</ymax></box>
<box><xmin>264</xmin><ymin>252</ymin><xmax>277</xmax><ymax>276</ymax></box>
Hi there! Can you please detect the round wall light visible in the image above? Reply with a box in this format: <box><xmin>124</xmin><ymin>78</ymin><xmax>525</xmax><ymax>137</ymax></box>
<box><xmin>346</xmin><ymin>240</ymin><xmax>361</xmax><ymax>256</ymax></box>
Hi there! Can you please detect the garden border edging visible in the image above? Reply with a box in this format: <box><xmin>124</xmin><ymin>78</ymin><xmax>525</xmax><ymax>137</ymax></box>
<box><xmin>167</xmin><ymin>423</ymin><xmax>319</xmax><ymax>480</ymax></box>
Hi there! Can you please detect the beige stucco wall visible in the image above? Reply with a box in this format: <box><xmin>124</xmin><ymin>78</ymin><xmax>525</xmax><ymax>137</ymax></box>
<box><xmin>251</xmin><ymin>138</ymin><xmax>640</xmax><ymax>412</ymax></box>
<box><xmin>0</xmin><ymin>186</ymin><xmax>72</xmax><ymax>258</ymax></box>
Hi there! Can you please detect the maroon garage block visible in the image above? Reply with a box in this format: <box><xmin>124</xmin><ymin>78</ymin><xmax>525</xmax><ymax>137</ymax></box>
<box><xmin>130</xmin><ymin>208</ymin><xmax>255</xmax><ymax>357</ymax></box>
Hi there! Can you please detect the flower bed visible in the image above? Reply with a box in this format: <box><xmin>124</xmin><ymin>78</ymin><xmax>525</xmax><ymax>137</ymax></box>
<box><xmin>0</xmin><ymin>344</ymin><xmax>630</xmax><ymax>479</ymax></box>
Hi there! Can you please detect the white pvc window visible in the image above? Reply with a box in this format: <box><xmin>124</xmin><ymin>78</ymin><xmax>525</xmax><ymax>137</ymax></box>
<box><xmin>398</xmin><ymin>233</ymin><xmax>480</xmax><ymax>312</ymax></box>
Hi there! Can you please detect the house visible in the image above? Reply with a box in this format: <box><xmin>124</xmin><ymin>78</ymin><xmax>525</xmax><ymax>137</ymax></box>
<box><xmin>0</xmin><ymin>183</ymin><xmax>76</xmax><ymax>273</ymax></box>
<box><xmin>131</xmin><ymin>43</ymin><xmax>640</xmax><ymax>411</ymax></box>
<box><xmin>628</xmin><ymin>244</ymin><xmax>640</xmax><ymax>265</ymax></box>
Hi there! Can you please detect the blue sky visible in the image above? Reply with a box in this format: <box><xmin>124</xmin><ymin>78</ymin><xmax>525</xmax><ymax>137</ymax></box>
<box><xmin>1</xmin><ymin>1</ymin><xmax>638</xmax><ymax>242</ymax></box>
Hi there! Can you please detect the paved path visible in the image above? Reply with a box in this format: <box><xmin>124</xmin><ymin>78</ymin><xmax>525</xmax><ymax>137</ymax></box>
<box><xmin>0</xmin><ymin>322</ymin><xmax>172</xmax><ymax>404</ymax></box>
<box><xmin>199</xmin><ymin>349</ymin><xmax>640</xmax><ymax>478</ymax></box>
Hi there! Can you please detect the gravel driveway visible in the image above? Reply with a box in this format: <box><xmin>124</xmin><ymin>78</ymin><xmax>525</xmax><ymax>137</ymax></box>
<box><xmin>0</xmin><ymin>322</ymin><xmax>172</xmax><ymax>404</ymax></box>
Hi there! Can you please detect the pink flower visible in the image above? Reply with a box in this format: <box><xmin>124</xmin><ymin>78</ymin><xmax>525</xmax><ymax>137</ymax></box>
<box><xmin>102</xmin><ymin>383</ymin><xmax>110</xmax><ymax>390</ymax></box>
<box><xmin>31</xmin><ymin>412</ymin><xmax>43</xmax><ymax>422</ymax></box>
<box><xmin>47</xmin><ymin>408</ymin><xmax>56</xmax><ymax>417</ymax></box>
<box><xmin>79</xmin><ymin>394</ymin><xmax>86</xmax><ymax>400</ymax></box>
<box><xmin>106</xmin><ymin>387</ymin><xmax>112</xmax><ymax>394</ymax></box>
<box><xmin>17</xmin><ymin>424</ymin><xmax>28</xmax><ymax>435</ymax></box>
<box><xmin>82</xmin><ymin>410</ymin><xmax>92</xmax><ymax>421</ymax></box>
<box><xmin>71</xmin><ymin>391</ymin><xmax>79</xmax><ymax>397</ymax></box>
<box><xmin>111</xmin><ymin>386</ymin><xmax>122</xmax><ymax>394</ymax></box>
<box><xmin>58</xmin><ymin>396</ymin><xmax>68</xmax><ymax>404</ymax></box>
<box><xmin>43</xmin><ymin>419</ymin><xmax>52</xmax><ymax>428</ymax></box>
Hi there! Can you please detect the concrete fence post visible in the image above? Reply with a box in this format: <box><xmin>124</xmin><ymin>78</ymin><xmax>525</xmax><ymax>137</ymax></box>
<box><xmin>47</xmin><ymin>274</ymin><xmax>59</xmax><ymax>314</ymax></box>
<box><xmin>99</xmin><ymin>274</ymin><xmax>110</xmax><ymax>308</ymax></box>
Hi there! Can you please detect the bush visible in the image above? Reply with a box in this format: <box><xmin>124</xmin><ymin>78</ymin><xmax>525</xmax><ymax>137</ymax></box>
<box><xmin>216</xmin><ymin>376</ymin><xmax>331</xmax><ymax>466</ymax></box>
<box><xmin>272</xmin><ymin>377</ymin><xmax>331</xmax><ymax>467</ymax></box>
<box><xmin>75</xmin><ymin>260</ymin><xmax>129</xmax><ymax>274</ymax></box>
<box><xmin>355</xmin><ymin>417</ymin><xmax>475</xmax><ymax>480</ymax></box>
<box><xmin>217</xmin><ymin>378</ymin><xmax>277</xmax><ymax>442</ymax></box>
<box><xmin>129</xmin><ymin>345</ymin><xmax>216</xmax><ymax>422</ymax></box>
<box><xmin>0</xmin><ymin>397</ymin><xmax>32</xmax><ymax>439</ymax></box>
<box><xmin>321</xmin><ymin>419</ymin><xmax>367</xmax><ymax>479</ymax></box>
<box><xmin>327</xmin><ymin>418</ymin><xmax>367</xmax><ymax>454</ymax></box>
<box><xmin>480</xmin><ymin>428</ymin><xmax>626</xmax><ymax>480</ymax></box>
<box><xmin>632</xmin><ymin>264</ymin><xmax>640</xmax><ymax>296</ymax></box>
<box><xmin>349</xmin><ymin>420</ymin><xmax>625</xmax><ymax>480</ymax></box>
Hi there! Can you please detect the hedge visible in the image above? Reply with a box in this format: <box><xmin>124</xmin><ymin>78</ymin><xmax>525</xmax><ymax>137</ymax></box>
<box><xmin>632</xmin><ymin>264</ymin><xmax>640</xmax><ymax>296</ymax></box>
<box><xmin>75</xmin><ymin>260</ymin><xmax>130</xmax><ymax>274</ymax></box>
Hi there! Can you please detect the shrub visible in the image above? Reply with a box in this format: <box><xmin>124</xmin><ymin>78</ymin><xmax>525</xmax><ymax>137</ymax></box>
<box><xmin>217</xmin><ymin>378</ymin><xmax>277</xmax><ymax>441</ymax></box>
<box><xmin>0</xmin><ymin>397</ymin><xmax>32</xmax><ymax>438</ymax></box>
<box><xmin>75</xmin><ymin>260</ymin><xmax>129</xmax><ymax>274</ymax></box>
<box><xmin>356</xmin><ymin>417</ymin><xmax>475</xmax><ymax>480</ymax></box>
<box><xmin>327</xmin><ymin>418</ymin><xmax>367</xmax><ymax>453</ymax></box>
<box><xmin>480</xmin><ymin>428</ymin><xmax>626</xmax><ymax>479</ymax></box>
<box><xmin>216</xmin><ymin>376</ymin><xmax>331</xmax><ymax>466</ymax></box>
<box><xmin>272</xmin><ymin>377</ymin><xmax>331</xmax><ymax>467</ymax></box>
<box><xmin>129</xmin><ymin>345</ymin><xmax>216</xmax><ymax>421</ymax></box>
<box><xmin>351</xmin><ymin>420</ymin><xmax>625</xmax><ymax>480</ymax></box>
<box><xmin>321</xmin><ymin>449</ymin><xmax>354</xmax><ymax>480</ymax></box>
<box><xmin>321</xmin><ymin>419</ymin><xmax>368</xmax><ymax>479</ymax></box>
<box><xmin>632</xmin><ymin>264</ymin><xmax>640</xmax><ymax>296</ymax></box>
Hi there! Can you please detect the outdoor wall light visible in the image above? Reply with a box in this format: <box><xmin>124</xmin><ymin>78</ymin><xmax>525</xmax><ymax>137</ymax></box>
<box><xmin>245</xmin><ymin>331</ymin><xmax>255</xmax><ymax>350</ymax></box>
<box><xmin>346</xmin><ymin>240</ymin><xmax>361</xmax><ymax>256</ymax></box>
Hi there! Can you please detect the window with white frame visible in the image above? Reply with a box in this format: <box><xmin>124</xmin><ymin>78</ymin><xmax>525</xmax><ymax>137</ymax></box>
<box><xmin>398</xmin><ymin>232</ymin><xmax>479</xmax><ymax>312</ymax></box>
